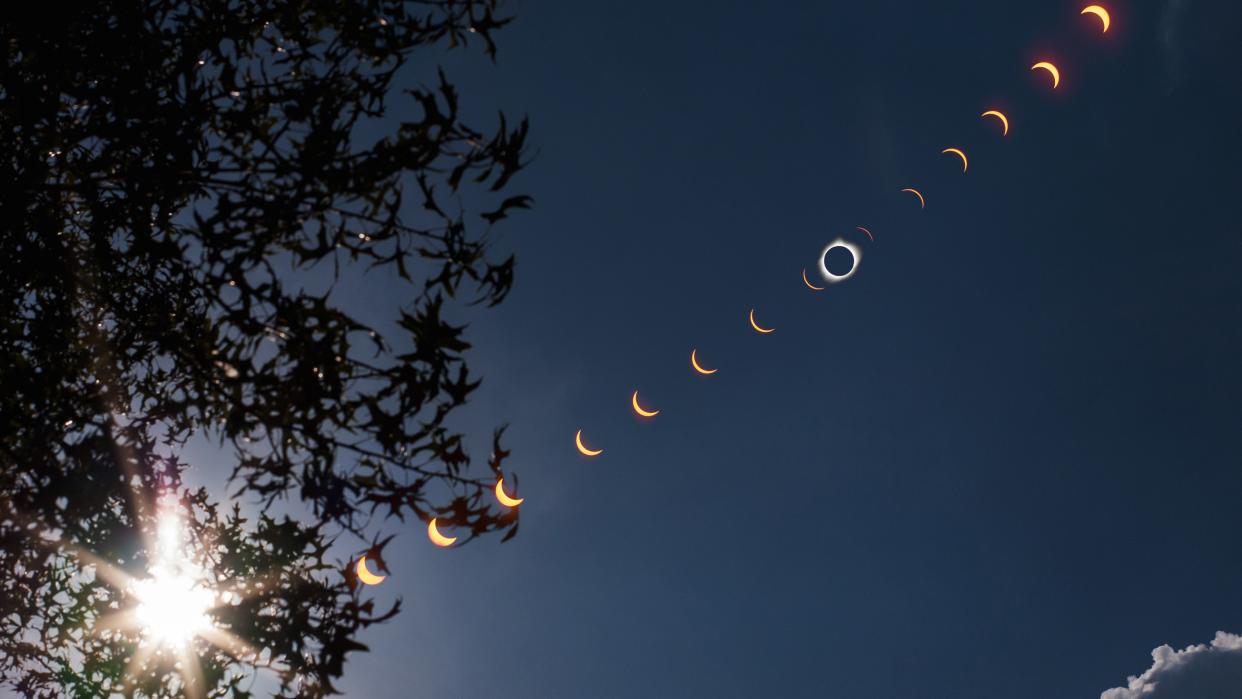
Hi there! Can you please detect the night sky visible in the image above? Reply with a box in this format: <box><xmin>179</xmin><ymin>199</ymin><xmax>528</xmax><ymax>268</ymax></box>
<box><xmin>190</xmin><ymin>1</ymin><xmax>1242</xmax><ymax>697</ymax></box>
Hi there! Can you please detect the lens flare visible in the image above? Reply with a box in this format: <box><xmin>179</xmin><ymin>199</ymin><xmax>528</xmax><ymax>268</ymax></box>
<box><xmin>130</xmin><ymin>510</ymin><xmax>216</xmax><ymax>649</ymax></box>
<box><xmin>132</xmin><ymin>571</ymin><xmax>214</xmax><ymax>647</ymax></box>
<box><xmin>76</xmin><ymin>498</ymin><xmax>257</xmax><ymax>698</ymax></box>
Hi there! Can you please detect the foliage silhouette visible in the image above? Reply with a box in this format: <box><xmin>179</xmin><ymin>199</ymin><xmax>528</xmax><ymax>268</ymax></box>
<box><xmin>1</xmin><ymin>1</ymin><xmax>529</xmax><ymax>696</ymax></box>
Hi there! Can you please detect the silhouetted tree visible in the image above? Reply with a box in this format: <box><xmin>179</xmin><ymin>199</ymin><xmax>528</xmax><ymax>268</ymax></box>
<box><xmin>1</xmin><ymin>1</ymin><xmax>529</xmax><ymax>696</ymax></box>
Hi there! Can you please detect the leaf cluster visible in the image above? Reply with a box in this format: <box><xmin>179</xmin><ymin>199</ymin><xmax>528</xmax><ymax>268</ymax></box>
<box><xmin>1</xmin><ymin>1</ymin><xmax>530</xmax><ymax>695</ymax></box>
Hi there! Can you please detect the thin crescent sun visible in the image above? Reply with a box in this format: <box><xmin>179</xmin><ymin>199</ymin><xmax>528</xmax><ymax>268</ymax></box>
<box><xmin>1081</xmin><ymin>5</ymin><xmax>1110</xmax><ymax>33</ymax></box>
<box><xmin>356</xmin><ymin>555</ymin><xmax>386</xmax><ymax>585</ymax></box>
<box><xmin>901</xmin><ymin>187</ymin><xmax>926</xmax><ymax>209</ymax></box>
<box><xmin>494</xmin><ymin>477</ymin><xmax>524</xmax><ymax>507</ymax></box>
<box><xmin>575</xmin><ymin>429</ymin><xmax>602</xmax><ymax>456</ymax></box>
<box><xmin>942</xmin><ymin>147</ymin><xmax>968</xmax><ymax>173</ymax></box>
<box><xmin>631</xmin><ymin>390</ymin><xmax>660</xmax><ymax>417</ymax></box>
<box><xmin>1031</xmin><ymin>61</ymin><xmax>1061</xmax><ymax>89</ymax></box>
<box><xmin>427</xmin><ymin>518</ymin><xmax>457</xmax><ymax>548</ymax></box>
<box><xmin>802</xmin><ymin>268</ymin><xmax>825</xmax><ymax>291</ymax></box>
<box><xmin>856</xmin><ymin>226</ymin><xmax>874</xmax><ymax>242</ymax></box>
<box><xmin>690</xmin><ymin>349</ymin><xmax>717</xmax><ymax>375</ymax></box>
<box><xmin>749</xmin><ymin>309</ymin><xmax>775</xmax><ymax>334</ymax></box>
<box><xmin>981</xmin><ymin>109</ymin><xmax>1009</xmax><ymax>135</ymax></box>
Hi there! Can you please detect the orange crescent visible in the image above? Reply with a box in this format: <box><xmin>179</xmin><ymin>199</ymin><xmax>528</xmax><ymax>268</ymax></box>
<box><xmin>574</xmin><ymin>429</ymin><xmax>602</xmax><ymax>457</ymax></box>
<box><xmin>856</xmin><ymin>226</ymin><xmax>874</xmax><ymax>242</ymax></box>
<box><xmin>356</xmin><ymin>555</ymin><xmax>386</xmax><ymax>585</ymax></box>
<box><xmin>494</xmin><ymin>477</ymin><xmax>524</xmax><ymax>507</ymax></box>
<box><xmin>981</xmin><ymin>109</ymin><xmax>1009</xmax><ymax>136</ymax></box>
<box><xmin>1081</xmin><ymin>5</ymin><xmax>1110</xmax><ymax>33</ymax></box>
<box><xmin>942</xmin><ymin>147</ymin><xmax>968</xmax><ymax>173</ymax></box>
<box><xmin>631</xmin><ymin>390</ymin><xmax>660</xmax><ymax>417</ymax></box>
<box><xmin>801</xmin><ymin>269</ymin><xmax>825</xmax><ymax>291</ymax></box>
<box><xmin>690</xmin><ymin>349</ymin><xmax>717</xmax><ymax>375</ymax></box>
<box><xmin>427</xmin><ymin>518</ymin><xmax>457</xmax><ymax>547</ymax></box>
<box><xmin>901</xmin><ymin>187</ymin><xmax>926</xmax><ymax>209</ymax></box>
<box><xmin>1031</xmin><ymin>61</ymin><xmax>1061</xmax><ymax>89</ymax></box>
<box><xmin>748</xmin><ymin>309</ymin><xmax>774</xmax><ymax>334</ymax></box>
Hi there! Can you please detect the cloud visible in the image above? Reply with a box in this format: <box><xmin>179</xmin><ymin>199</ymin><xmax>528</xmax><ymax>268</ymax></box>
<box><xmin>1158</xmin><ymin>0</ymin><xmax>1187</xmax><ymax>92</ymax></box>
<box><xmin>1101</xmin><ymin>631</ymin><xmax>1242</xmax><ymax>699</ymax></box>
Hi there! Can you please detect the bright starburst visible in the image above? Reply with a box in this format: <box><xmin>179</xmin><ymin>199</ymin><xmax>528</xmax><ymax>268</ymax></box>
<box><xmin>128</xmin><ymin>511</ymin><xmax>216</xmax><ymax>649</ymax></box>
<box><xmin>80</xmin><ymin>498</ymin><xmax>257</xmax><ymax>699</ymax></box>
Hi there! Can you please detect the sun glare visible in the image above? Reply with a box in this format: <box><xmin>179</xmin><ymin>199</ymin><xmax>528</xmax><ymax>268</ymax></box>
<box><xmin>129</xmin><ymin>508</ymin><xmax>217</xmax><ymax>649</ymax></box>
<box><xmin>132</xmin><ymin>570</ymin><xmax>214</xmax><ymax>647</ymax></box>
<box><xmin>79</xmin><ymin>499</ymin><xmax>258</xmax><ymax>698</ymax></box>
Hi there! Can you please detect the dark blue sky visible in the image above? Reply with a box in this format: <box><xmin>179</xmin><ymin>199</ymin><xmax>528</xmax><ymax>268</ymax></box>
<box><xmin>259</xmin><ymin>1</ymin><xmax>1242</xmax><ymax>697</ymax></box>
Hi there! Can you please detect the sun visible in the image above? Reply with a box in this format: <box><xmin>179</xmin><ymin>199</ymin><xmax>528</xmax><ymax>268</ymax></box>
<box><xmin>76</xmin><ymin>496</ymin><xmax>262</xmax><ymax>697</ymax></box>
<box><xmin>131</xmin><ymin>568</ymin><xmax>215</xmax><ymax>648</ymax></box>
<box><xmin>85</xmin><ymin>502</ymin><xmax>256</xmax><ymax>698</ymax></box>
<box><xmin>126</xmin><ymin>507</ymin><xmax>219</xmax><ymax>649</ymax></box>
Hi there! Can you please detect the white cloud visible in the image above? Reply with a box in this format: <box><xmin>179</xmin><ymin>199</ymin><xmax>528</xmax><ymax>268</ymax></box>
<box><xmin>1101</xmin><ymin>631</ymin><xmax>1242</xmax><ymax>698</ymax></box>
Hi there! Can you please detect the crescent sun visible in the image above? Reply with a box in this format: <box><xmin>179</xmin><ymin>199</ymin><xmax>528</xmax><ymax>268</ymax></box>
<box><xmin>856</xmin><ymin>226</ymin><xmax>875</xmax><ymax>242</ymax></box>
<box><xmin>901</xmin><ymin>187</ymin><xmax>926</xmax><ymax>209</ymax></box>
<box><xmin>494</xmin><ymin>477</ymin><xmax>524</xmax><ymax>507</ymax></box>
<box><xmin>942</xmin><ymin>147</ymin><xmax>968</xmax><ymax>173</ymax></box>
<box><xmin>749</xmin><ymin>309</ymin><xmax>775</xmax><ymax>334</ymax></box>
<box><xmin>1081</xmin><ymin>5</ymin><xmax>1110</xmax><ymax>33</ymax></box>
<box><xmin>690</xmin><ymin>349</ymin><xmax>717</xmax><ymax>375</ymax></box>
<box><xmin>631</xmin><ymin>390</ymin><xmax>660</xmax><ymax>417</ymax></box>
<box><xmin>802</xmin><ymin>269</ymin><xmax>825</xmax><ymax>291</ymax></box>
<box><xmin>575</xmin><ymin>429</ymin><xmax>603</xmax><ymax>456</ymax></box>
<box><xmin>427</xmin><ymin>518</ymin><xmax>457</xmax><ymax>548</ymax></box>
<box><xmin>1031</xmin><ymin>61</ymin><xmax>1061</xmax><ymax>89</ymax></box>
<box><xmin>981</xmin><ymin>109</ymin><xmax>1009</xmax><ymax>135</ymax></box>
<box><xmin>356</xmin><ymin>555</ymin><xmax>386</xmax><ymax>586</ymax></box>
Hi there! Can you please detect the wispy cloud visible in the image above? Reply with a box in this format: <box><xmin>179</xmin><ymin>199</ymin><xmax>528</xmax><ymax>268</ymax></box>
<box><xmin>1159</xmin><ymin>0</ymin><xmax>1188</xmax><ymax>92</ymax></box>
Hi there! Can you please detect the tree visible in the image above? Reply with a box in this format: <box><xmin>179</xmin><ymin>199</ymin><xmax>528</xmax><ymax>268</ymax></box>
<box><xmin>0</xmin><ymin>1</ymin><xmax>530</xmax><ymax>696</ymax></box>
